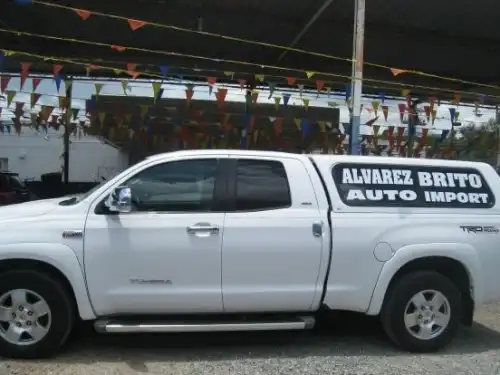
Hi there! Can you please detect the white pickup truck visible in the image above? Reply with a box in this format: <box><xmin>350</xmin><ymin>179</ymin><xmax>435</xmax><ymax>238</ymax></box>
<box><xmin>0</xmin><ymin>149</ymin><xmax>499</xmax><ymax>358</ymax></box>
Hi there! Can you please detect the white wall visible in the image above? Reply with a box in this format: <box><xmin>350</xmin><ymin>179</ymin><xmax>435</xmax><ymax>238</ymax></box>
<box><xmin>0</xmin><ymin>127</ymin><xmax>128</xmax><ymax>182</ymax></box>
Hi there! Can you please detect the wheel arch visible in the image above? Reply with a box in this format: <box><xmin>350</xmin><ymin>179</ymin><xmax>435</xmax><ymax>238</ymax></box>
<box><xmin>367</xmin><ymin>243</ymin><xmax>481</xmax><ymax>325</ymax></box>
<box><xmin>0</xmin><ymin>243</ymin><xmax>96</xmax><ymax>320</ymax></box>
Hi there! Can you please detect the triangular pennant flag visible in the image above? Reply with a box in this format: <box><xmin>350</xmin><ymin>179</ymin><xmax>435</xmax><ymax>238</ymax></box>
<box><xmin>268</xmin><ymin>82</ymin><xmax>277</xmax><ymax>99</ymax></box>
<box><xmin>6</xmin><ymin>91</ymin><xmax>15</xmax><ymax>107</ymax></box>
<box><xmin>382</xmin><ymin>105</ymin><xmax>389</xmax><ymax>122</ymax></box>
<box><xmin>1</xmin><ymin>75</ymin><xmax>11</xmax><ymax>93</ymax></box>
<box><xmin>344</xmin><ymin>83</ymin><xmax>351</xmax><ymax>102</ymax></box>
<box><xmin>255</xmin><ymin>74</ymin><xmax>265</xmax><ymax>82</ymax></box>
<box><xmin>159</xmin><ymin>65</ymin><xmax>168</xmax><ymax>78</ymax></box>
<box><xmin>305</xmin><ymin>71</ymin><xmax>316</xmax><ymax>79</ymax></box>
<box><xmin>424</xmin><ymin>106</ymin><xmax>431</xmax><ymax>122</ymax></box>
<box><xmin>317</xmin><ymin>121</ymin><xmax>326</xmax><ymax>133</ymax></box>
<box><xmin>390</xmin><ymin>68</ymin><xmax>407</xmax><ymax>76</ymax></box>
<box><xmin>294</xmin><ymin>118</ymin><xmax>301</xmax><ymax>131</ymax></box>
<box><xmin>372</xmin><ymin>124</ymin><xmax>380</xmax><ymax>137</ymax></box>
<box><xmin>126</xmin><ymin>63</ymin><xmax>137</xmax><ymax>73</ymax></box>
<box><xmin>12</xmin><ymin>117</ymin><xmax>22</xmax><ymax>136</ymax></box>
<box><xmin>95</xmin><ymin>83</ymin><xmax>104</xmax><ymax>96</ymax></box>
<box><xmin>401</xmin><ymin>89</ymin><xmax>411</xmax><ymax>97</ymax></box>
<box><xmin>152</xmin><ymin>82</ymin><xmax>162</xmax><ymax>103</ymax></box>
<box><xmin>30</xmin><ymin>112</ymin><xmax>38</xmax><ymax>126</ymax></box>
<box><xmin>207</xmin><ymin>77</ymin><xmax>216</xmax><ymax>96</ymax></box>
<box><xmin>30</xmin><ymin>93</ymin><xmax>41</xmax><ymax>108</ymax></box>
<box><xmin>251</xmin><ymin>90</ymin><xmax>259</xmax><ymax>104</ymax></box>
<box><xmin>315</xmin><ymin>80</ymin><xmax>325</xmax><ymax>97</ymax></box>
<box><xmin>431</xmin><ymin>109</ymin><xmax>437</xmax><ymax>125</ymax></box>
<box><xmin>14</xmin><ymin>102</ymin><xmax>24</xmax><ymax>118</ymax></box>
<box><xmin>273</xmin><ymin>117</ymin><xmax>284</xmax><ymax>136</ymax></box>
<box><xmin>274</xmin><ymin>96</ymin><xmax>281</xmax><ymax>111</ymax></box>
<box><xmin>303</xmin><ymin>98</ymin><xmax>310</xmax><ymax>111</ymax></box>
<box><xmin>74</xmin><ymin>9</ymin><xmax>92</xmax><ymax>20</ymax></box>
<box><xmin>121</xmin><ymin>80</ymin><xmax>129</xmax><ymax>95</ymax></box>
<box><xmin>54</xmin><ymin>74</ymin><xmax>62</xmax><ymax>92</ymax></box>
<box><xmin>224</xmin><ymin>71</ymin><xmax>235</xmax><ymax>79</ymax></box>
<box><xmin>238</xmin><ymin>79</ymin><xmax>246</xmax><ymax>91</ymax></box>
<box><xmin>429</xmin><ymin>97</ymin><xmax>436</xmax><ymax>112</ymax></box>
<box><xmin>283</xmin><ymin>93</ymin><xmax>291</xmax><ymax>107</ymax></box>
<box><xmin>448</xmin><ymin>107</ymin><xmax>456</xmax><ymax>125</ymax></box>
<box><xmin>32</xmin><ymin>78</ymin><xmax>41</xmax><ymax>92</ymax></box>
<box><xmin>301</xmin><ymin>119</ymin><xmax>310</xmax><ymax>138</ymax></box>
<box><xmin>127</xmin><ymin>19</ymin><xmax>147</xmax><ymax>31</ymax></box>
<box><xmin>71</xmin><ymin>108</ymin><xmax>80</xmax><ymax>120</ymax></box>
<box><xmin>298</xmin><ymin>84</ymin><xmax>304</xmax><ymax>97</ymax></box>
<box><xmin>139</xmin><ymin>105</ymin><xmax>149</xmax><ymax>119</ymax></box>
<box><xmin>65</xmin><ymin>79</ymin><xmax>72</xmax><ymax>93</ymax></box>
<box><xmin>379</xmin><ymin>92</ymin><xmax>386</xmax><ymax>103</ymax></box>
<box><xmin>287</xmin><ymin>77</ymin><xmax>297</xmax><ymax>86</ymax></box>
<box><xmin>455</xmin><ymin>111</ymin><xmax>460</xmax><ymax>122</ymax></box>
<box><xmin>398</xmin><ymin>103</ymin><xmax>406</xmax><ymax>123</ymax></box>
<box><xmin>58</xmin><ymin>96</ymin><xmax>68</xmax><ymax>109</ymax></box>
<box><xmin>453</xmin><ymin>93</ymin><xmax>461</xmax><ymax>105</ymax></box>
<box><xmin>216</xmin><ymin>88</ymin><xmax>228</xmax><ymax>107</ymax></box>
<box><xmin>185</xmin><ymin>85</ymin><xmax>194</xmax><ymax>104</ymax></box>
<box><xmin>20</xmin><ymin>62</ymin><xmax>31</xmax><ymax>90</ymax></box>
<box><xmin>371</xmin><ymin>100</ymin><xmax>380</xmax><ymax>116</ymax></box>
<box><xmin>40</xmin><ymin>105</ymin><xmax>54</xmax><ymax>122</ymax></box>
<box><xmin>53</xmin><ymin>64</ymin><xmax>63</xmax><ymax>78</ymax></box>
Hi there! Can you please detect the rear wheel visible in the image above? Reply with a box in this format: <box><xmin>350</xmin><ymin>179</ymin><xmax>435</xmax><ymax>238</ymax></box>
<box><xmin>381</xmin><ymin>271</ymin><xmax>462</xmax><ymax>353</ymax></box>
<box><xmin>0</xmin><ymin>270</ymin><xmax>74</xmax><ymax>358</ymax></box>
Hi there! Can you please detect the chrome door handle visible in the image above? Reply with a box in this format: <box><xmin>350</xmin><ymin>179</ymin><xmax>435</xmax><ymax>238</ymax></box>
<box><xmin>312</xmin><ymin>221</ymin><xmax>323</xmax><ymax>237</ymax></box>
<box><xmin>187</xmin><ymin>222</ymin><xmax>220</xmax><ymax>235</ymax></box>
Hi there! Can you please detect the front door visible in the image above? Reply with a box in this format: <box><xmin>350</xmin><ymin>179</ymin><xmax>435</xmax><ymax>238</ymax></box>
<box><xmin>84</xmin><ymin>157</ymin><xmax>227</xmax><ymax>316</ymax></box>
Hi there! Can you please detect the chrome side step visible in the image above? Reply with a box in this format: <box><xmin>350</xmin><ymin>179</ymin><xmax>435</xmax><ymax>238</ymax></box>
<box><xmin>94</xmin><ymin>316</ymin><xmax>315</xmax><ymax>334</ymax></box>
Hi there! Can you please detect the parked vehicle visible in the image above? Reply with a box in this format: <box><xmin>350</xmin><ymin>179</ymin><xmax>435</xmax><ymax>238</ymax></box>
<box><xmin>0</xmin><ymin>172</ymin><xmax>36</xmax><ymax>205</ymax></box>
<box><xmin>0</xmin><ymin>150</ymin><xmax>499</xmax><ymax>358</ymax></box>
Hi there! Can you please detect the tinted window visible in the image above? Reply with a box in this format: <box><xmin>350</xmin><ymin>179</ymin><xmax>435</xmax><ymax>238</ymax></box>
<box><xmin>125</xmin><ymin>159</ymin><xmax>218</xmax><ymax>212</ymax></box>
<box><xmin>332</xmin><ymin>163</ymin><xmax>495</xmax><ymax>208</ymax></box>
<box><xmin>234</xmin><ymin>159</ymin><xmax>291</xmax><ymax>211</ymax></box>
<box><xmin>0</xmin><ymin>175</ymin><xmax>10</xmax><ymax>192</ymax></box>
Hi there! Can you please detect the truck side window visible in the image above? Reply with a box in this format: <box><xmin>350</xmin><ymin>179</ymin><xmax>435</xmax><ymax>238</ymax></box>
<box><xmin>234</xmin><ymin>159</ymin><xmax>291</xmax><ymax>211</ymax></box>
<box><xmin>124</xmin><ymin>158</ymin><xmax>218</xmax><ymax>212</ymax></box>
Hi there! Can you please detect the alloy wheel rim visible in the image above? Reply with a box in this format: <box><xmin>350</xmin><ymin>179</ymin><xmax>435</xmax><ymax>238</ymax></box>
<box><xmin>0</xmin><ymin>289</ymin><xmax>52</xmax><ymax>346</ymax></box>
<box><xmin>404</xmin><ymin>289</ymin><xmax>451</xmax><ymax>341</ymax></box>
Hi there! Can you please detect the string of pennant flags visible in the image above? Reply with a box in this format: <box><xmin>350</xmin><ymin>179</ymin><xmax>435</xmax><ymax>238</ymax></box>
<box><xmin>16</xmin><ymin>0</ymin><xmax>500</xmax><ymax>92</ymax></box>
<box><xmin>2</xmin><ymin>27</ymin><xmax>500</xmax><ymax>103</ymax></box>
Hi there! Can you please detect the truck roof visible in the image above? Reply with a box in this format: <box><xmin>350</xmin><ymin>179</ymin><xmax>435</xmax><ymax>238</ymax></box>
<box><xmin>146</xmin><ymin>150</ymin><xmax>492</xmax><ymax>170</ymax></box>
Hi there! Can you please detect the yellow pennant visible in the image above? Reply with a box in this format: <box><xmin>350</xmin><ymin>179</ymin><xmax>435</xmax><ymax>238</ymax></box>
<box><xmin>121</xmin><ymin>80</ymin><xmax>129</xmax><ymax>95</ymax></box>
<box><xmin>305</xmin><ymin>71</ymin><xmax>316</xmax><ymax>79</ymax></box>
<box><xmin>95</xmin><ymin>83</ymin><xmax>104</xmax><ymax>96</ymax></box>
<box><xmin>318</xmin><ymin>121</ymin><xmax>326</xmax><ymax>133</ymax></box>
<box><xmin>255</xmin><ymin>74</ymin><xmax>265</xmax><ymax>82</ymax></box>
<box><xmin>139</xmin><ymin>105</ymin><xmax>149</xmax><ymax>119</ymax></box>
<box><xmin>6</xmin><ymin>91</ymin><xmax>15</xmax><ymax>107</ymax></box>
<box><xmin>294</xmin><ymin>118</ymin><xmax>301</xmax><ymax>131</ymax></box>
<box><xmin>152</xmin><ymin>82</ymin><xmax>162</xmax><ymax>103</ymax></box>
<box><xmin>274</xmin><ymin>97</ymin><xmax>281</xmax><ymax>111</ymax></box>
<box><xmin>303</xmin><ymin>98</ymin><xmax>310</xmax><ymax>111</ymax></box>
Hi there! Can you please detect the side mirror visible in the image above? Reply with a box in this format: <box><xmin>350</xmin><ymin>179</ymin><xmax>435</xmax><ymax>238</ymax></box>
<box><xmin>105</xmin><ymin>186</ymin><xmax>132</xmax><ymax>213</ymax></box>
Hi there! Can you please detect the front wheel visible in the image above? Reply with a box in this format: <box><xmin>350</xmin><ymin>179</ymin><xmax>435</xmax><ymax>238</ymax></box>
<box><xmin>381</xmin><ymin>271</ymin><xmax>462</xmax><ymax>353</ymax></box>
<box><xmin>0</xmin><ymin>270</ymin><xmax>75</xmax><ymax>358</ymax></box>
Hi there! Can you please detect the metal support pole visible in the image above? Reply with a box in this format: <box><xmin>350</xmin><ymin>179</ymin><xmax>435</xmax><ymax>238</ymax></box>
<box><xmin>63</xmin><ymin>78</ymin><xmax>72</xmax><ymax>184</ymax></box>
<box><xmin>349</xmin><ymin>0</ymin><xmax>365</xmax><ymax>155</ymax></box>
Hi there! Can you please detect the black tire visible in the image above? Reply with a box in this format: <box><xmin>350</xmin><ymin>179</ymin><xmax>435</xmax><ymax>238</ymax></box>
<box><xmin>381</xmin><ymin>271</ymin><xmax>462</xmax><ymax>353</ymax></box>
<box><xmin>0</xmin><ymin>270</ymin><xmax>75</xmax><ymax>359</ymax></box>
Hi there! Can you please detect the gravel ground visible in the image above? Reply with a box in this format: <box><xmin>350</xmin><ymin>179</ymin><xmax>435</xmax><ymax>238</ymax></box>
<box><xmin>2</xmin><ymin>303</ymin><xmax>500</xmax><ymax>375</ymax></box>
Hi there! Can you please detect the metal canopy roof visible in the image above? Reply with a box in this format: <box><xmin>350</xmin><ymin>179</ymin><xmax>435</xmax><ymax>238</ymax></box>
<box><xmin>2</xmin><ymin>0</ymin><xmax>500</xmax><ymax>102</ymax></box>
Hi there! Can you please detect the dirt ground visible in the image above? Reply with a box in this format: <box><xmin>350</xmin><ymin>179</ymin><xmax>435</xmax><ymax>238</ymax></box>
<box><xmin>2</xmin><ymin>304</ymin><xmax>500</xmax><ymax>375</ymax></box>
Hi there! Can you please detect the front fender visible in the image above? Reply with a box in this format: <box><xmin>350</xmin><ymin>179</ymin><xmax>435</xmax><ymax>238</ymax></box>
<box><xmin>0</xmin><ymin>243</ymin><xmax>96</xmax><ymax>320</ymax></box>
<box><xmin>366</xmin><ymin>243</ymin><xmax>482</xmax><ymax>315</ymax></box>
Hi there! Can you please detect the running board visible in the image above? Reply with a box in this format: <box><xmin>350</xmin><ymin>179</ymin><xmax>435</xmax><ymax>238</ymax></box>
<box><xmin>94</xmin><ymin>316</ymin><xmax>315</xmax><ymax>334</ymax></box>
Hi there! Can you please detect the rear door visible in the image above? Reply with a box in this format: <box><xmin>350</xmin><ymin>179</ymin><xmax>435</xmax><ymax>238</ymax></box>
<box><xmin>221</xmin><ymin>155</ymin><xmax>325</xmax><ymax>312</ymax></box>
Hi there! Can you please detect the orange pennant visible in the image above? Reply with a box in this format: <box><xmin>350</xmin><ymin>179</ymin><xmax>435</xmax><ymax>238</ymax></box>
<box><xmin>287</xmin><ymin>77</ymin><xmax>297</xmax><ymax>86</ymax></box>
<box><xmin>316</xmin><ymin>80</ymin><xmax>325</xmax><ymax>93</ymax></box>
<box><xmin>216</xmin><ymin>88</ymin><xmax>228</xmax><ymax>107</ymax></box>
<box><xmin>111</xmin><ymin>45</ymin><xmax>127</xmax><ymax>52</ymax></box>
<box><xmin>126</xmin><ymin>63</ymin><xmax>137</xmax><ymax>73</ymax></box>
<box><xmin>390</xmin><ymin>68</ymin><xmax>407</xmax><ymax>76</ymax></box>
<box><xmin>127</xmin><ymin>19</ymin><xmax>147</xmax><ymax>31</ymax></box>
<box><xmin>74</xmin><ymin>9</ymin><xmax>92</xmax><ymax>20</ymax></box>
<box><xmin>273</xmin><ymin>118</ymin><xmax>284</xmax><ymax>136</ymax></box>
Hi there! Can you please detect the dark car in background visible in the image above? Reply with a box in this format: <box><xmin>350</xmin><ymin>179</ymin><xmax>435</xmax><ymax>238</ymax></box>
<box><xmin>0</xmin><ymin>172</ymin><xmax>36</xmax><ymax>205</ymax></box>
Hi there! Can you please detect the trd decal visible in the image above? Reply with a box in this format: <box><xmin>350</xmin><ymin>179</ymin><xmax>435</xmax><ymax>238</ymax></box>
<box><xmin>459</xmin><ymin>226</ymin><xmax>499</xmax><ymax>234</ymax></box>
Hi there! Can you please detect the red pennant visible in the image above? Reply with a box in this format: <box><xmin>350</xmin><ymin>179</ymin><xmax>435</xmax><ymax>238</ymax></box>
<box><xmin>424</xmin><ymin>106</ymin><xmax>431</xmax><ymax>122</ymax></box>
<box><xmin>216</xmin><ymin>88</ymin><xmax>228</xmax><ymax>107</ymax></box>
<box><xmin>248</xmin><ymin>116</ymin><xmax>256</xmax><ymax>131</ymax></box>
<box><xmin>382</xmin><ymin>105</ymin><xmax>389</xmax><ymax>122</ymax></box>
<box><xmin>315</xmin><ymin>80</ymin><xmax>325</xmax><ymax>92</ymax></box>
<box><xmin>273</xmin><ymin>117</ymin><xmax>284</xmax><ymax>136</ymax></box>
<box><xmin>127</xmin><ymin>19</ymin><xmax>147</xmax><ymax>31</ymax></box>
<box><xmin>32</xmin><ymin>78</ymin><xmax>42</xmax><ymax>92</ymax></box>
<box><xmin>126</xmin><ymin>63</ymin><xmax>137</xmax><ymax>73</ymax></box>
<box><xmin>12</xmin><ymin>117</ymin><xmax>22</xmax><ymax>136</ymax></box>
<box><xmin>111</xmin><ymin>45</ymin><xmax>127</xmax><ymax>52</ymax></box>
<box><xmin>251</xmin><ymin>91</ymin><xmax>259</xmax><ymax>104</ymax></box>
<box><xmin>419</xmin><ymin>128</ymin><xmax>429</xmax><ymax>147</ymax></box>
<box><xmin>20</xmin><ymin>62</ymin><xmax>31</xmax><ymax>90</ymax></box>
<box><xmin>185</xmin><ymin>88</ymin><xmax>194</xmax><ymax>102</ymax></box>
<box><xmin>207</xmin><ymin>77</ymin><xmax>217</xmax><ymax>86</ymax></box>
<box><xmin>0</xmin><ymin>76</ymin><xmax>11</xmax><ymax>93</ymax></box>
<box><xmin>238</xmin><ymin>79</ymin><xmax>246</xmax><ymax>91</ymax></box>
<box><xmin>287</xmin><ymin>77</ymin><xmax>297</xmax><ymax>85</ymax></box>
<box><xmin>74</xmin><ymin>9</ymin><xmax>92</xmax><ymax>20</ymax></box>
<box><xmin>52</xmin><ymin>64</ymin><xmax>64</xmax><ymax>78</ymax></box>
<box><xmin>87</xmin><ymin>64</ymin><xmax>99</xmax><ymax>71</ymax></box>
<box><xmin>398</xmin><ymin>145</ymin><xmax>406</xmax><ymax>156</ymax></box>
<box><xmin>398</xmin><ymin>103</ymin><xmax>406</xmax><ymax>123</ymax></box>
